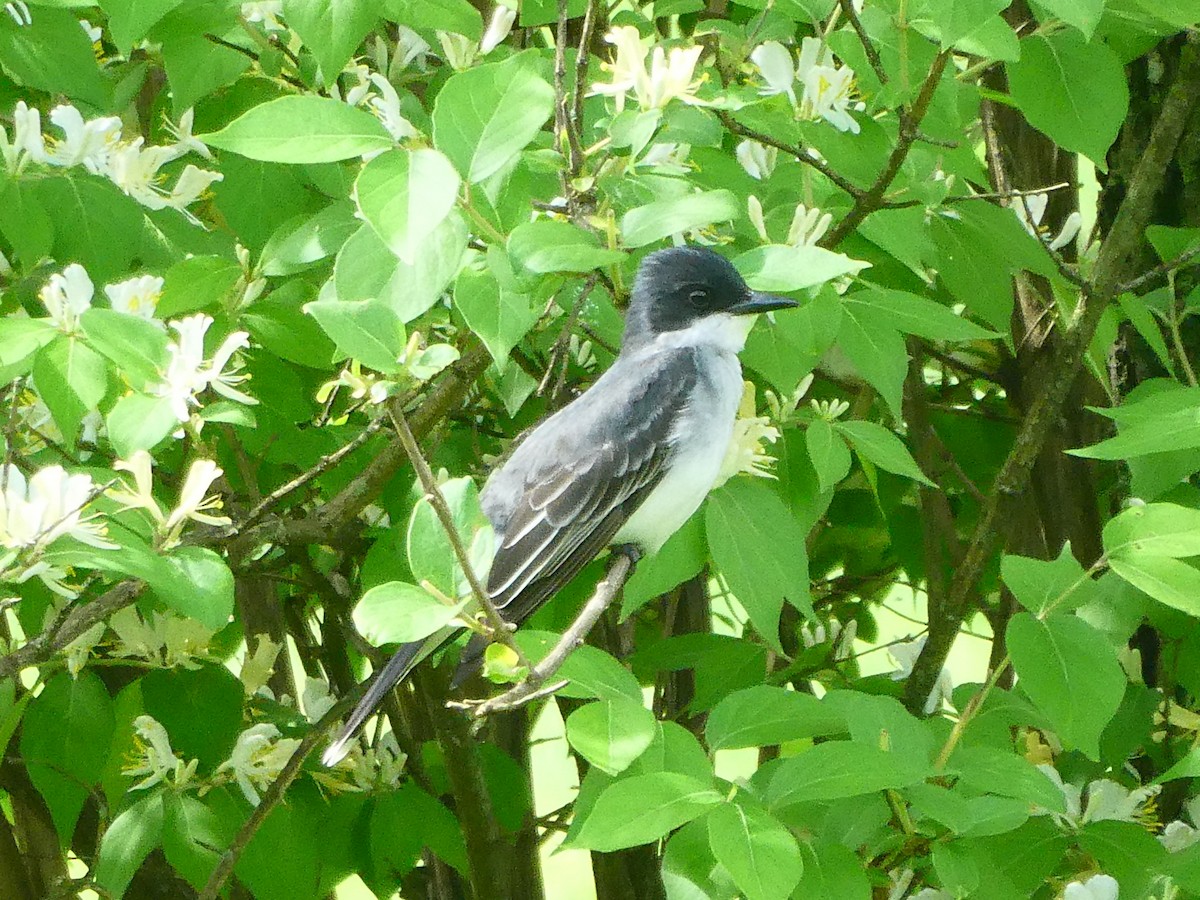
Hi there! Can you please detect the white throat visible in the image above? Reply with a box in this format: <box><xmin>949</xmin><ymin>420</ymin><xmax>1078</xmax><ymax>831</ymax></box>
<box><xmin>652</xmin><ymin>313</ymin><xmax>755</xmax><ymax>354</ymax></box>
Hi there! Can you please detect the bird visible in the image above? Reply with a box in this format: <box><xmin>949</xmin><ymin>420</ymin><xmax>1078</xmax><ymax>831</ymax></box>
<box><xmin>322</xmin><ymin>245</ymin><xmax>796</xmax><ymax>766</ymax></box>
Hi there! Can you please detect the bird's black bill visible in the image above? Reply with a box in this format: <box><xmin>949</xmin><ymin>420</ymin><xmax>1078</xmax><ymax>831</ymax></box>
<box><xmin>727</xmin><ymin>292</ymin><xmax>799</xmax><ymax>316</ymax></box>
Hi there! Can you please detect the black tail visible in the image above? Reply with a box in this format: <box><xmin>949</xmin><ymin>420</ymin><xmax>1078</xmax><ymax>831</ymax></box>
<box><xmin>322</xmin><ymin>642</ymin><xmax>425</xmax><ymax>766</ymax></box>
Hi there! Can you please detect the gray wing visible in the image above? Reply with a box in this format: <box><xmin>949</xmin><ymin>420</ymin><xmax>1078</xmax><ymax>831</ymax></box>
<box><xmin>480</xmin><ymin>347</ymin><xmax>699</xmax><ymax>626</ymax></box>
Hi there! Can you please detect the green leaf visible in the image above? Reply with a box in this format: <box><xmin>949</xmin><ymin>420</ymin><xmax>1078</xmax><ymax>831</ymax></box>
<box><xmin>95</xmin><ymin>792</ymin><xmax>165</xmax><ymax>898</ymax></box>
<box><xmin>1006</xmin><ymin>611</ymin><xmax>1125</xmax><ymax>759</ymax></box>
<box><xmin>1001</xmin><ymin>543</ymin><xmax>1095</xmax><ymax>615</ymax></box>
<box><xmin>155</xmin><ymin>548</ymin><xmax>236</xmax><ymax>631</ymax></box>
<box><xmin>622</xmin><ymin>190</ymin><xmax>740</xmax><ymax>248</ymax></box>
<box><xmin>806</xmin><ymin>419</ymin><xmax>851</xmax><ymax>493</ymax></box>
<box><xmin>508</xmin><ymin>220</ymin><xmax>626</xmax><ymax>274</ymax></box>
<box><xmin>1109</xmin><ymin>554</ymin><xmax>1200</xmax><ymax>617</ymax></box>
<box><xmin>200</xmin><ymin>96</ymin><xmax>394</xmax><ymax>163</ymax></box>
<box><xmin>663</xmin><ymin>819</ymin><xmax>739</xmax><ymax>900</ymax></box>
<box><xmin>0</xmin><ymin>318</ymin><xmax>57</xmax><ymax>368</ymax></box>
<box><xmin>836</xmin><ymin>306</ymin><xmax>907</xmax><ymax>419</ymax></box>
<box><xmin>743</xmin><ymin>289</ymin><xmax>841</xmax><ymax>393</ymax></box>
<box><xmin>260</xmin><ymin>203</ymin><xmax>361</xmax><ymax>276</ymax></box>
<box><xmin>1034</xmin><ymin>0</ymin><xmax>1105</xmax><ymax>39</ymax></box>
<box><xmin>432</xmin><ymin>52</ymin><xmax>555</xmax><ymax>183</ymax></box>
<box><xmin>107</xmin><ymin>393</ymin><xmax>179</xmax><ymax>458</ymax></box>
<box><xmin>158</xmin><ymin>256</ymin><xmax>242</xmax><ymax>318</ymax></box>
<box><xmin>570</xmin><ymin>773</ymin><xmax>722</xmax><ymax>852</ymax></box>
<box><xmin>948</xmin><ymin>746</ymin><xmax>1067</xmax><ymax>811</ymax></box>
<box><xmin>99</xmin><ymin>0</ymin><xmax>184</xmax><ymax>50</ymax></box>
<box><xmin>845</xmin><ymin>288</ymin><xmax>998</xmax><ymax>342</ymax></box>
<box><xmin>766</xmin><ymin>741</ymin><xmax>927</xmax><ymax>808</ymax></box>
<box><xmin>406</xmin><ymin>477</ymin><xmax>494</xmax><ymax>601</ymax></box>
<box><xmin>453</xmin><ymin>266</ymin><xmax>538</xmax><ymax>366</ymax></box>
<box><xmin>0</xmin><ymin>6</ymin><xmax>106</xmax><ymax>106</ymax></box>
<box><xmin>707</xmin><ymin>803</ymin><xmax>802</xmax><ymax>900</ymax></box>
<box><xmin>565</xmin><ymin>698</ymin><xmax>657</xmax><ymax>775</ymax></box>
<box><xmin>352</xmin><ymin>581</ymin><xmax>467</xmax><ymax>646</ymax></box>
<box><xmin>355</xmin><ymin>148</ymin><xmax>462</xmax><ymax>264</ymax></box>
<box><xmin>304</xmin><ymin>298</ymin><xmax>406</xmax><ymax>373</ymax></box>
<box><xmin>1006</xmin><ymin>31</ymin><xmax>1129</xmax><ymax>169</ymax></box>
<box><xmin>1104</xmin><ymin>503</ymin><xmax>1200</xmax><ymax>559</ymax></box>
<box><xmin>162</xmin><ymin>791</ymin><xmax>239</xmax><ymax>890</ymax></box>
<box><xmin>705</xmin><ymin>479</ymin><xmax>812</xmax><ymax>651</ymax></box>
<box><xmin>517</xmin><ymin>637</ymin><xmax>643</xmax><ymax>704</ymax></box>
<box><xmin>386</xmin><ymin>0</ymin><xmax>483</xmax><ymax>39</ymax></box>
<box><xmin>733</xmin><ymin>245</ymin><xmax>869</xmax><ymax>293</ymax></box>
<box><xmin>705</xmin><ymin>686</ymin><xmax>844</xmax><ymax>750</ymax></box>
<box><xmin>141</xmin><ymin>665</ymin><xmax>243</xmax><ymax>771</ymax></box>
<box><xmin>33</xmin><ymin>335</ymin><xmax>108</xmax><ymax>445</ymax></box>
<box><xmin>80</xmin><ymin>308</ymin><xmax>170</xmax><ymax>390</ymax></box>
<box><xmin>795</xmin><ymin>840</ymin><xmax>871</xmax><ymax>900</ymax></box>
<box><xmin>834</xmin><ymin>420</ymin><xmax>935</xmax><ymax>486</ymax></box>
<box><xmin>20</xmin><ymin>671</ymin><xmax>115</xmax><ymax>841</ymax></box>
<box><xmin>282</xmin><ymin>0</ymin><xmax>378</xmax><ymax>79</ymax></box>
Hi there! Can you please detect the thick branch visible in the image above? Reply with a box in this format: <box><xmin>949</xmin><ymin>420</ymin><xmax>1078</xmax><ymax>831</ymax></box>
<box><xmin>902</xmin><ymin>36</ymin><xmax>1200</xmax><ymax>712</ymax></box>
<box><xmin>461</xmin><ymin>550</ymin><xmax>635</xmax><ymax>717</ymax></box>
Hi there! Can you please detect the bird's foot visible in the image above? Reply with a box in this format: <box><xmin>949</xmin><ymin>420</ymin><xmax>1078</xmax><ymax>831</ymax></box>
<box><xmin>614</xmin><ymin>543</ymin><xmax>643</xmax><ymax>569</ymax></box>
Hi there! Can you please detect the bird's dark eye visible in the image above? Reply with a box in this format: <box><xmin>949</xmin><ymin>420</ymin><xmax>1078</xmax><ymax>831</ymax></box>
<box><xmin>688</xmin><ymin>289</ymin><xmax>708</xmax><ymax>306</ymax></box>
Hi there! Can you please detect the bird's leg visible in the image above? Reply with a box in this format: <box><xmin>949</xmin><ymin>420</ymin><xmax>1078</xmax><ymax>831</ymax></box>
<box><xmin>614</xmin><ymin>543</ymin><xmax>643</xmax><ymax>569</ymax></box>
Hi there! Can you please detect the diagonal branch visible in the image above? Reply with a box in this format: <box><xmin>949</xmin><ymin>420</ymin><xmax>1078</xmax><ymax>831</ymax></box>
<box><xmin>838</xmin><ymin>0</ymin><xmax>888</xmax><ymax>86</ymax></box>
<box><xmin>902</xmin><ymin>37</ymin><xmax>1200</xmax><ymax>713</ymax></box>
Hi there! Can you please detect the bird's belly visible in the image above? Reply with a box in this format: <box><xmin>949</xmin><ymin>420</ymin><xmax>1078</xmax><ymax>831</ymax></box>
<box><xmin>613</xmin><ymin>352</ymin><xmax>742</xmax><ymax>554</ymax></box>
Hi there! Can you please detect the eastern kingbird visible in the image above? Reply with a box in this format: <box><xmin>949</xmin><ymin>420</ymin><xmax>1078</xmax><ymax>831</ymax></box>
<box><xmin>323</xmin><ymin>246</ymin><xmax>796</xmax><ymax>765</ymax></box>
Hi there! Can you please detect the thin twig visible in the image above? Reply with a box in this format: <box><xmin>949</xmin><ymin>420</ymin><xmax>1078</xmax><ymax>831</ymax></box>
<box><xmin>838</xmin><ymin>0</ymin><xmax>888</xmax><ymax>85</ymax></box>
<box><xmin>944</xmin><ymin>182</ymin><xmax>1072</xmax><ymax>205</ymax></box>
<box><xmin>462</xmin><ymin>550</ymin><xmax>636</xmax><ymax>716</ymax></box>
<box><xmin>554</xmin><ymin>0</ymin><xmax>584</xmax><ymax>180</ymax></box>
<box><xmin>1115</xmin><ymin>243</ymin><xmax>1200</xmax><ymax>295</ymax></box>
<box><xmin>385</xmin><ymin>404</ymin><xmax>530</xmax><ymax>668</ymax></box>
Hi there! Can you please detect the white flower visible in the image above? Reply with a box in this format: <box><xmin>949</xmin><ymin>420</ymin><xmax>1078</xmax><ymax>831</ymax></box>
<box><xmin>635</xmin><ymin>141</ymin><xmax>691</xmax><ymax>174</ymax></box>
<box><xmin>437</xmin><ymin>31</ymin><xmax>476</xmax><ymax>70</ymax></box>
<box><xmin>801</xmin><ymin>617</ymin><xmax>857</xmax><ymax>659</ymax></box>
<box><xmin>367</xmin><ymin>74</ymin><xmax>419</xmax><ymax>141</ymax></box>
<box><xmin>79</xmin><ymin>18</ymin><xmax>101</xmax><ymax>43</ymax></box>
<box><xmin>748</xmin><ymin>195</ymin><xmax>769</xmax><ymax>242</ymax></box>
<box><xmin>4</xmin><ymin>100</ymin><xmax>46</xmax><ymax>169</ymax></box>
<box><xmin>217</xmin><ymin>723</ymin><xmax>301</xmax><ymax>805</ymax></box>
<box><xmin>240</xmin><ymin>637</ymin><xmax>282</xmax><ymax>696</ymax></box>
<box><xmin>302</xmin><ymin>676</ymin><xmax>337</xmax><ymax>723</ymax></box>
<box><xmin>111</xmin><ymin>451</ymin><xmax>165</xmax><ymax>522</ymax></box>
<box><xmin>394</xmin><ymin>26</ymin><xmax>431</xmax><ymax>72</ymax></box>
<box><xmin>787</xmin><ymin>203</ymin><xmax>833</xmax><ymax>247</ymax></box>
<box><xmin>166</xmin><ymin>164</ymin><xmax>224</xmax><ymax>212</ymax></box>
<box><xmin>242</xmin><ymin>1</ymin><xmax>284</xmax><ymax>31</ymax></box>
<box><xmin>1161</xmin><ymin>820</ymin><xmax>1200</xmax><ymax>853</ymax></box>
<box><xmin>1063</xmin><ymin>874</ymin><xmax>1119</xmax><ymax>900</ymax></box>
<box><xmin>164</xmin><ymin>108</ymin><xmax>213</xmax><ymax>160</ymax></box>
<box><xmin>43</xmin><ymin>104</ymin><xmax>121</xmax><ymax>172</ymax></box>
<box><xmin>39</xmin><ymin>264</ymin><xmax>94</xmax><ymax>333</ymax></box>
<box><xmin>479</xmin><ymin>4</ymin><xmax>516</xmax><ymax>55</ymax></box>
<box><xmin>106</xmin><ymin>139</ymin><xmax>222</xmax><ymax>214</ymax></box>
<box><xmin>3</xmin><ymin>2</ymin><xmax>30</xmax><ymax>27</ymax></box>
<box><xmin>1011</xmin><ymin>192</ymin><xmax>1082</xmax><ymax>252</ymax></box>
<box><xmin>154</xmin><ymin>315</ymin><xmax>255</xmax><ymax>423</ymax></box>
<box><xmin>888</xmin><ymin>635</ymin><xmax>954</xmax><ymax>715</ymax></box>
<box><xmin>105</xmin><ymin>275</ymin><xmax>164</xmax><ymax>321</ymax></box>
<box><xmin>811</xmin><ymin>398</ymin><xmax>850</xmax><ymax>420</ymax></box>
<box><xmin>796</xmin><ymin>38</ymin><xmax>861</xmax><ymax>134</ymax></box>
<box><xmin>0</xmin><ymin>464</ymin><xmax>115</xmax><ymax>564</ymax></box>
<box><xmin>593</xmin><ymin>26</ymin><xmax>704</xmax><ymax>112</ymax></box>
<box><xmin>1081</xmin><ymin>779</ymin><xmax>1160</xmax><ymax>825</ymax></box>
<box><xmin>736</xmin><ymin>139</ymin><xmax>777</xmax><ymax>180</ymax></box>
<box><xmin>165</xmin><ymin>459</ymin><xmax>231</xmax><ymax>531</ymax></box>
<box><xmin>750</xmin><ymin>41</ymin><xmax>796</xmax><ymax>103</ymax></box>
<box><xmin>124</xmin><ymin>715</ymin><xmax>198</xmax><ymax>791</ymax></box>
<box><xmin>716</xmin><ymin>382</ymin><xmax>780</xmax><ymax>487</ymax></box>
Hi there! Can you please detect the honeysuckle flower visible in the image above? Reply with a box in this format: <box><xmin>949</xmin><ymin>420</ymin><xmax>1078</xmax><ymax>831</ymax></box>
<box><xmin>0</xmin><ymin>464</ymin><xmax>115</xmax><ymax>551</ymax></box>
<box><xmin>1160</xmin><ymin>819</ymin><xmax>1200</xmax><ymax>853</ymax></box>
<box><xmin>800</xmin><ymin>617</ymin><xmax>857</xmax><ymax>659</ymax></box>
<box><xmin>164</xmin><ymin>108</ymin><xmax>213</xmax><ymax>161</ymax></box>
<box><xmin>108</xmin><ymin>139</ymin><xmax>224</xmax><ymax>217</ymax></box>
<box><xmin>64</xmin><ymin>619</ymin><xmax>106</xmax><ymax>675</ymax></box>
<box><xmin>217</xmin><ymin>723</ymin><xmax>301</xmax><ymax>805</ymax></box>
<box><xmin>796</xmin><ymin>38</ymin><xmax>861</xmax><ymax>134</ymax></box>
<box><xmin>750</xmin><ymin>41</ymin><xmax>797</xmax><ymax>103</ymax></box>
<box><xmin>748</xmin><ymin>195</ymin><xmax>769</xmax><ymax>243</ymax></box>
<box><xmin>164</xmin><ymin>459</ymin><xmax>231</xmax><ymax>531</ymax></box>
<box><xmin>241</xmin><ymin>1</ymin><xmax>284</xmax><ymax>31</ymax></box>
<box><xmin>889</xmin><ymin>635</ymin><xmax>954</xmax><ymax>715</ymax></box>
<box><xmin>105</xmin><ymin>275</ymin><xmax>164</xmax><ymax>321</ymax></box>
<box><xmin>154</xmin><ymin>314</ymin><xmax>255</xmax><ymax>423</ymax></box>
<box><xmin>1063</xmin><ymin>874</ymin><xmax>1119</xmax><ymax>900</ymax></box>
<box><xmin>110</xmin><ymin>451</ymin><xmax>165</xmax><ymax>522</ymax></box>
<box><xmin>593</xmin><ymin>26</ymin><xmax>704</xmax><ymax>112</ymax></box>
<box><xmin>735</xmin><ymin>139</ymin><xmax>777</xmax><ymax>180</ymax></box>
<box><xmin>394</xmin><ymin>25</ymin><xmax>431</xmax><ymax>71</ymax></box>
<box><xmin>367</xmin><ymin>73</ymin><xmax>419</xmax><ymax>141</ymax></box>
<box><xmin>43</xmin><ymin>104</ymin><xmax>121</xmax><ymax>171</ymax></box>
<box><xmin>4</xmin><ymin>2</ymin><xmax>30</xmax><ymax>26</ymax></box>
<box><xmin>716</xmin><ymin>382</ymin><xmax>781</xmax><ymax>487</ymax></box>
<box><xmin>7</xmin><ymin>101</ymin><xmax>45</xmax><ymax>167</ymax></box>
<box><xmin>634</xmin><ymin>141</ymin><xmax>691</xmax><ymax>174</ymax></box>
<box><xmin>479</xmin><ymin>4</ymin><xmax>516</xmax><ymax>55</ymax></box>
<box><xmin>1011</xmin><ymin>192</ymin><xmax>1082</xmax><ymax>252</ymax></box>
<box><xmin>39</xmin><ymin>263</ymin><xmax>94</xmax><ymax>333</ymax></box>
<box><xmin>124</xmin><ymin>715</ymin><xmax>198</xmax><ymax>791</ymax></box>
<box><xmin>788</xmin><ymin>203</ymin><xmax>833</xmax><ymax>247</ymax></box>
<box><xmin>240</xmin><ymin>637</ymin><xmax>283</xmax><ymax>696</ymax></box>
<box><xmin>811</xmin><ymin>397</ymin><xmax>850</xmax><ymax>421</ymax></box>
<box><xmin>437</xmin><ymin>31</ymin><xmax>476</xmax><ymax>70</ymax></box>
<box><xmin>1033</xmin><ymin>767</ymin><xmax>1159</xmax><ymax>831</ymax></box>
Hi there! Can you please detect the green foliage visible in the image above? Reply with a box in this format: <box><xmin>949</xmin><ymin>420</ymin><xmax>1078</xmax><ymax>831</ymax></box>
<box><xmin>1</xmin><ymin>0</ymin><xmax>1198</xmax><ymax>897</ymax></box>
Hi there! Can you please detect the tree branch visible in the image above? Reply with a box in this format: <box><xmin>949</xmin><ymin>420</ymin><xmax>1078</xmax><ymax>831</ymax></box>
<box><xmin>902</xmin><ymin>36</ymin><xmax>1200</xmax><ymax>712</ymax></box>
<box><xmin>838</xmin><ymin>0</ymin><xmax>888</xmax><ymax>86</ymax></box>
<box><xmin>458</xmin><ymin>550</ymin><xmax>636</xmax><ymax>717</ymax></box>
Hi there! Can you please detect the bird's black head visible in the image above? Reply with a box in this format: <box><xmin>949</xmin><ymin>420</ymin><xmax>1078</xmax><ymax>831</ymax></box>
<box><xmin>622</xmin><ymin>246</ymin><xmax>797</xmax><ymax>351</ymax></box>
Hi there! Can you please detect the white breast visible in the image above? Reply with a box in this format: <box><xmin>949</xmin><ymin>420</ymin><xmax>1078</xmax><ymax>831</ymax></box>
<box><xmin>614</xmin><ymin>340</ymin><xmax>744</xmax><ymax>555</ymax></box>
